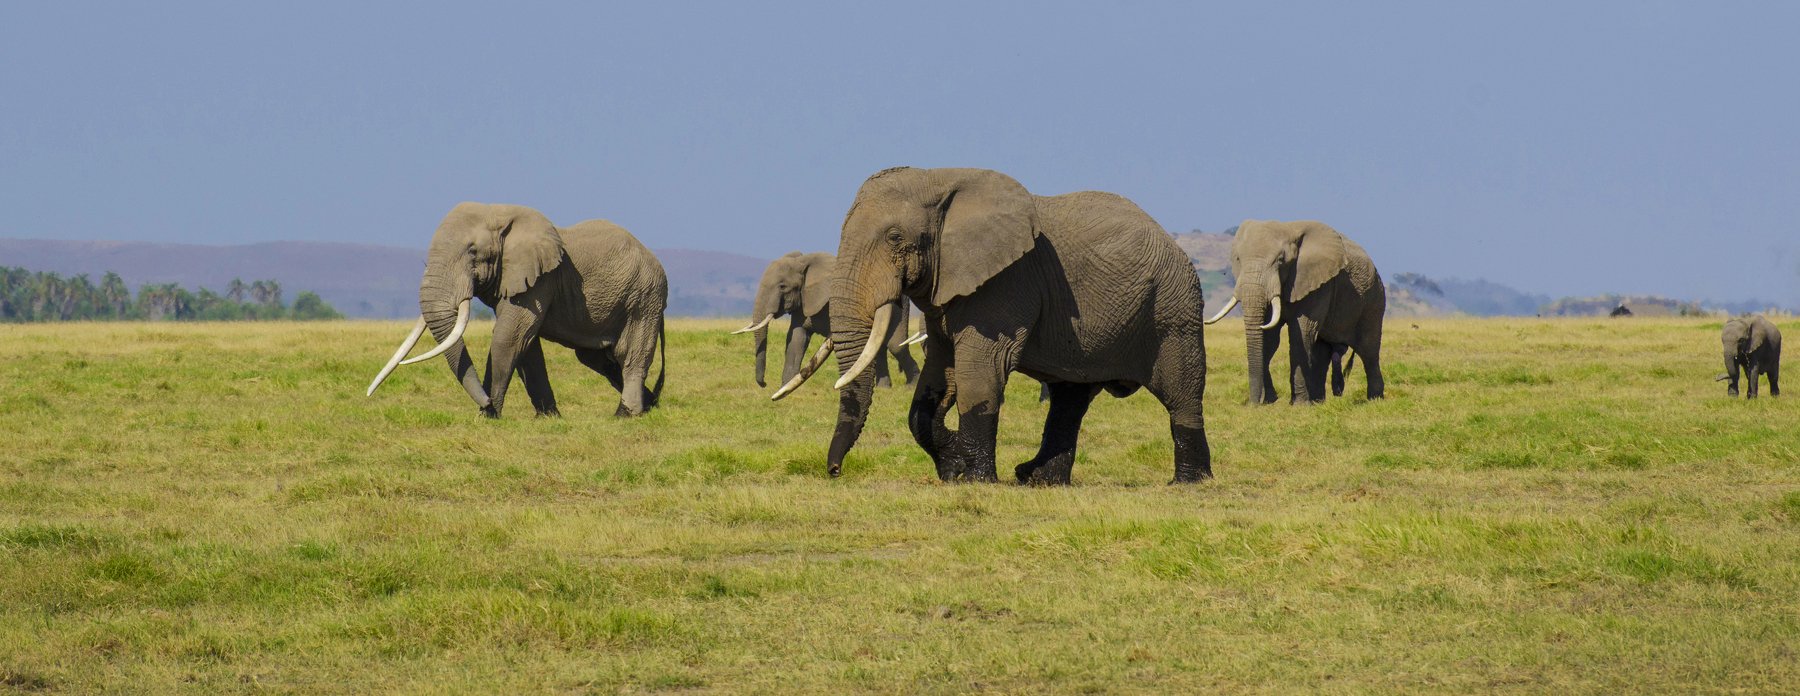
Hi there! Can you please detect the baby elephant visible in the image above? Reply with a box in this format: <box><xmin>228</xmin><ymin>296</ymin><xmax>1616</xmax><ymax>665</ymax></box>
<box><xmin>1717</xmin><ymin>314</ymin><xmax>1781</xmax><ymax>398</ymax></box>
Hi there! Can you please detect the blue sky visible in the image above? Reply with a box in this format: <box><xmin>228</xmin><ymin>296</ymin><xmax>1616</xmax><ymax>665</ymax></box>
<box><xmin>3</xmin><ymin>2</ymin><xmax>1796</xmax><ymax>304</ymax></box>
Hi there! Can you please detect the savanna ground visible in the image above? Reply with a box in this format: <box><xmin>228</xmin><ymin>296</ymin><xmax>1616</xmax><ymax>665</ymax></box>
<box><xmin>1</xmin><ymin>317</ymin><xmax>1796</xmax><ymax>694</ymax></box>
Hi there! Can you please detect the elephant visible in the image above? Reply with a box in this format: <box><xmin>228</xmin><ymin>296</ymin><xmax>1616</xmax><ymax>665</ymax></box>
<box><xmin>366</xmin><ymin>202</ymin><xmax>667</xmax><ymax>417</ymax></box>
<box><xmin>779</xmin><ymin>167</ymin><xmax>1213</xmax><ymax>485</ymax></box>
<box><xmin>1204</xmin><ymin>220</ymin><xmax>1384</xmax><ymax>404</ymax></box>
<box><xmin>1717</xmin><ymin>314</ymin><xmax>1781</xmax><ymax>398</ymax></box>
<box><xmin>733</xmin><ymin>251</ymin><xmax>920</xmax><ymax>389</ymax></box>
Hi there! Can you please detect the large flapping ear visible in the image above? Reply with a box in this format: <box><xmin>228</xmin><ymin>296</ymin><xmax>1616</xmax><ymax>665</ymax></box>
<box><xmin>1291</xmin><ymin>221</ymin><xmax>1348</xmax><ymax>302</ymax></box>
<box><xmin>931</xmin><ymin>168</ymin><xmax>1038</xmax><ymax>306</ymax></box>
<box><xmin>802</xmin><ymin>254</ymin><xmax>832</xmax><ymax>317</ymax></box>
<box><xmin>498</xmin><ymin>210</ymin><xmax>567</xmax><ymax>298</ymax></box>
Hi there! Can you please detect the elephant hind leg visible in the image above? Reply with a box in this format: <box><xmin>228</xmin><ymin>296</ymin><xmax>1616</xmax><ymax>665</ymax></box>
<box><xmin>517</xmin><ymin>338</ymin><xmax>560</xmax><ymax>417</ymax></box>
<box><xmin>1016</xmin><ymin>382</ymin><xmax>1100</xmax><ymax>485</ymax></box>
<box><xmin>575</xmin><ymin>348</ymin><xmax>625</xmax><ymax>394</ymax></box>
<box><xmin>1768</xmin><ymin>361</ymin><xmax>1779</xmax><ymax>396</ymax></box>
<box><xmin>1329</xmin><ymin>345</ymin><xmax>1347</xmax><ymax>397</ymax></box>
<box><xmin>1147</xmin><ymin>335</ymin><xmax>1212</xmax><ymax>483</ymax></box>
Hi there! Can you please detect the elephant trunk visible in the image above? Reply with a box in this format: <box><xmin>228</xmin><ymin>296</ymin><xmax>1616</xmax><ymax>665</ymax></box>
<box><xmin>822</xmin><ymin>259</ymin><xmax>900</xmax><ymax>476</ymax></box>
<box><xmin>419</xmin><ymin>245</ymin><xmax>491</xmax><ymax>408</ymax></box>
<box><xmin>1240</xmin><ymin>282</ymin><xmax>1273</xmax><ymax>405</ymax></box>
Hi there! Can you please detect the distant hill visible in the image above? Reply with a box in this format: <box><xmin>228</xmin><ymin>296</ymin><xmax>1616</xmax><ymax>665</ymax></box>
<box><xmin>0</xmin><ymin>239</ymin><xmax>766</xmax><ymax>319</ymax></box>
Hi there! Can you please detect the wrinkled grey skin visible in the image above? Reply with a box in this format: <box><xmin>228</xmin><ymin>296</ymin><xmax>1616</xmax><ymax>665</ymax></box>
<box><xmin>417</xmin><ymin>202</ymin><xmax>667</xmax><ymax>417</ymax></box>
<box><xmin>1718</xmin><ymin>314</ymin><xmax>1781</xmax><ymax>398</ymax></box>
<box><xmin>823</xmin><ymin>167</ymin><xmax>1212</xmax><ymax>485</ymax></box>
<box><xmin>745</xmin><ymin>251</ymin><xmax>919</xmax><ymax>388</ymax></box>
<box><xmin>1221</xmin><ymin>220</ymin><xmax>1385</xmax><ymax>404</ymax></box>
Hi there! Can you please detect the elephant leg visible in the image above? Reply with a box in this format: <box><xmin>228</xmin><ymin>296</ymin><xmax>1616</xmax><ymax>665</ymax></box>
<box><xmin>614</xmin><ymin>319</ymin><xmax>659</xmax><ymax>417</ymax></box>
<box><xmin>1016</xmin><ymin>382</ymin><xmax>1100</xmax><ymax>485</ymax></box>
<box><xmin>1288</xmin><ymin>320</ymin><xmax>1326</xmax><ymax>404</ymax></box>
<box><xmin>1256</xmin><ymin>326</ymin><xmax>1282</xmax><ymax>404</ymax></box>
<box><xmin>907</xmin><ymin>334</ymin><xmax>958</xmax><ymax>479</ymax></box>
<box><xmin>480</xmin><ymin>301</ymin><xmax>546</xmax><ymax>418</ymax></box>
<box><xmin>1360</xmin><ymin>326</ymin><xmax>1385</xmax><ymax>400</ymax></box>
<box><xmin>943</xmin><ymin>337</ymin><xmax>1022</xmax><ymax>482</ymax></box>
<box><xmin>1148</xmin><ymin>333</ymin><xmax>1213</xmax><ymax>483</ymax></box>
<box><xmin>575</xmin><ymin>348</ymin><xmax>625</xmax><ymax>394</ymax></box>
<box><xmin>1768</xmin><ymin>361</ymin><xmax>1779</xmax><ymax>396</ymax></box>
<box><xmin>781</xmin><ymin>320</ymin><xmax>810</xmax><ymax>385</ymax></box>
<box><xmin>516</xmin><ymin>337</ymin><xmax>560</xmax><ymax>417</ymax></box>
<box><xmin>874</xmin><ymin>345</ymin><xmax>893</xmax><ymax>388</ymax></box>
<box><xmin>1746</xmin><ymin>365</ymin><xmax>1760</xmax><ymax>399</ymax></box>
<box><xmin>1329</xmin><ymin>346</ymin><xmax>1346</xmax><ymax>397</ymax></box>
<box><xmin>887</xmin><ymin>343</ymin><xmax>921</xmax><ymax>385</ymax></box>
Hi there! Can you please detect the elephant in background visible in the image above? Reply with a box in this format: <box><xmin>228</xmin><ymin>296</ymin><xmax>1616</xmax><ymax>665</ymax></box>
<box><xmin>1206</xmin><ymin>220</ymin><xmax>1384</xmax><ymax>404</ymax></box>
<box><xmin>1717</xmin><ymin>314</ymin><xmax>1780</xmax><ymax>398</ymax></box>
<box><xmin>367</xmin><ymin>202</ymin><xmax>667</xmax><ymax>417</ymax></box>
<box><xmin>733</xmin><ymin>251</ymin><xmax>919</xmax><ymax>389</ymax></box>
<box><xmin>781</xmin><ymin>167</ymin><xmax>1213</xmax><ymax>485</ymax></box>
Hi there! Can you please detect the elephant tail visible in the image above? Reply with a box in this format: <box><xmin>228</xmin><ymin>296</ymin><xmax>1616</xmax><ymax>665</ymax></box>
<box><xmin>1344</xmin><ymin>350</ymin><xmax>1357</xmax><ymax>373</ymax></box>
<box><xmin>649</xmin><ymin>315</ymin><xmax>667</xmax><ymax>406</ymax></box>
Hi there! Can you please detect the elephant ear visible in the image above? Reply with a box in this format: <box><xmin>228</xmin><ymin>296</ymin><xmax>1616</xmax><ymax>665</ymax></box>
<box><xmin>932</xmin><ymin>169</ymin><xmax>1039</xmax><ymax>306</ymax></box>
<box><xmin>1291</xmin><ymin>221</ymin><xmax>1348</xmax><ymax>302</ymax></box>
<box><xmin>498</xmin><ymin>212</ymin><xmax>567</xmax><ymax>298</ymax></box>
<box><xmin>801</xmin><ymin>255</ymin><xmax>832</xmax><ymax>317</ymax></box>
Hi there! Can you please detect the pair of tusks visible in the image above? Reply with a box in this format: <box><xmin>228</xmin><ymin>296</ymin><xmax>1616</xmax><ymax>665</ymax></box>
<box><xmin>1201</xmin><ymin>295</ymin><xmax>1282</xmax><ymax>330</ymax></box>
<box><xmin>730</xmin><ymin>314</ymin><xmax>775</xmax><ymax>335</ymax></box>
<box><xmin>365</xmin><ymin>299</ymin><xmax>472</xmax><ymax>396</ymax></box>
<box><xmin>768</xmin><ymin>302</ymin><xmax>920</xmax><ymax>401</ymax></box>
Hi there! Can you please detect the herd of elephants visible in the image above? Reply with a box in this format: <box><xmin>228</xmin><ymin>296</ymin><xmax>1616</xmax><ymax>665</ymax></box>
<box><xmin>363</xmin><ymin>167</ymin><xmax>1783</xmax><ymax>484</ymax></box>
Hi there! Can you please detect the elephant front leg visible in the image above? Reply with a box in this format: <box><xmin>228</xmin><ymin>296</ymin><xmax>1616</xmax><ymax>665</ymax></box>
<box><xmin>943</xmin><ymin>342</ymin><xmax>1017</xmax><ymax>483</ymax></box>
<box><xmin>516</xmin><ymin>337</ymin><xmax>560</xmax><ymax>417</ymax></box>
<box><xmin>1288</xmin><ymin>320</ymin><xmax>1327</xmax><ymax>404</ymax></box>
<box><xmin>480</xmin><ymin>300</ymin><xmax>547</xmax><ymax>418</ymax></box>
<box><xmin>780</xmin><ymin>320</ymin><xmax>810</xmax><ymax>385</ymax></box>
<box><xmin>907</xmin><ymin>335</ymin><xmax>957</xmax><ymax>479</ymax></box>
<box><xmin>1724</xmin><ymin>357</ymin><xmax>1741</xmax><ymax>397</ymax></box>
<box><xmin>1016</xmin><ymin>382</ymin><xmax>1099</xmax><ymax>485</ymax></box>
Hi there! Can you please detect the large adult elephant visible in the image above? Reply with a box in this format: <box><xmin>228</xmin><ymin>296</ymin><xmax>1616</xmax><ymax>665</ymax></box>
<box><xmin>781</xmin><ymin>167</ymin><xmax>1213</xmax><ymax>485</ymax></box>
<box><xmin>732</xmin><ymin>251</ymin><xmax>919</xmax><ymax>389</ymax></box>
<box><xmin>1717</xmin><ymin>314</ymin><xmax>1781</xmax><ymax>398</ymax></box>
<box><xmin>366</xmin><ymin>202</ymin><xmax>667</xmax><ymax>417</ymax></box>
<box><xmin>1205</xmin><ymin>220</ymin><xmax>1384</xmax><ymax>404</ymax></box>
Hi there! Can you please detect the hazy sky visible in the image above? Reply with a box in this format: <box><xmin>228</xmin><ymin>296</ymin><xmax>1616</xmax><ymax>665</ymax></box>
<box><xmin>3</xmin><ymin>2</ymin><xmax>1797</xmax><ymax>303</ymax></box>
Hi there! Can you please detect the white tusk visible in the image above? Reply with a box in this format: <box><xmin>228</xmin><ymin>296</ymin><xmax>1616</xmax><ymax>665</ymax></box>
<box><xmin>366</xmin><ymin>317</ymin><xmax>427</xmax><ymax>396</ymax></box>
<box><xmin>730</xmin><ymin>314</ymin><xmax>776</xmax><ymax>335</ymax></box>
<box><xmin>770</xmin><ymin>339</ymin><xmax>835</xmax><ymax>401</ymax></box>
<box><xmin>1203</xmin><ymin>296</ymin><xmax>1240</xmax><ymax>324</ymax></box>
<box><xmin>900</xmin><ymin>331</ymin><xmax>927</xmax><ymax>346</ymax></box>
<box><xmin>834</xmin><ymin>302</ymin><xmax>896</xmax><ymax>390</ymax></box>
<box><xmin>400</xmin><ymin>299</ymin><xmax>472</xmax><ymax>365</ymax></box>
<box><xmin>1259</xmin><ymin>295</ymin><xmax>1283</xmax><ymax>330</ymax></box>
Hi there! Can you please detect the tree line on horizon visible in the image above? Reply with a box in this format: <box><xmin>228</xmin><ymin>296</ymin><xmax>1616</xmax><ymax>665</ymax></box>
<box><xmin>0</xmin><ymin>267</ymin><xmax>341</xmax><ymax>322</ymax></box>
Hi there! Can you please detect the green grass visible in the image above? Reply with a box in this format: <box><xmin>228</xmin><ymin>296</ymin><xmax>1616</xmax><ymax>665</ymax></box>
<box><xmin>0</xmin><ymin>317</ymin><xmax>1796</xmax><ymax>693</ymax></box>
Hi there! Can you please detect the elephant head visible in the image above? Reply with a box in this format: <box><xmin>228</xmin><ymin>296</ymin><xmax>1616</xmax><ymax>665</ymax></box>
<box><xmin>787</xmin><ymin>167</ymin><xmax>1037</xmax><ymax>468</ymax></box>
<box><xmin>366</xmin><ymin>202</ymin><xmax>567</xmax><ymax>407</ymax></box>
<box><xmin>1205</xmin><ymin>220</ymin><xmax>1351</xmax><ymax>404</ymax></box>
<box><xmin>734</xmin><ymin>252</ymin><xmax>831</xmax><ymax>387</ymax></box>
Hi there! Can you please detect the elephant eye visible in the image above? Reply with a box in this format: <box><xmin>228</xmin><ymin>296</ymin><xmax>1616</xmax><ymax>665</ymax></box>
<box><xmin>887</xmin><ymin>229</ymin><xmax>904</xmax><ymax>246</ymax></box>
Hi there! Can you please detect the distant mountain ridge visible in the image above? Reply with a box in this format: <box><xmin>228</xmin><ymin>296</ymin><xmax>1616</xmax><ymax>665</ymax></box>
<box><xmin>0</xmin><ymin>239</ymin><xmax>765</xmax><ymax>319</ymax></box>
<box><xmin>3</xmin><ymin>234</ymin><xmax>1788</xmax><ymax>319</ymax></box>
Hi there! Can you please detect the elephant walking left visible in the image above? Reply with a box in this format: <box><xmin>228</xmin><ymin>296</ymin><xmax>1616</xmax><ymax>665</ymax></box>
<box><xmin>734</xmin><ymin>251</ymin><xmax>919</xmax><ymax>389</ymax></box>
<box><xmin>367</xmin><ymin>202</ymin><xmax>668</xmax><ymax>418</ymax></box>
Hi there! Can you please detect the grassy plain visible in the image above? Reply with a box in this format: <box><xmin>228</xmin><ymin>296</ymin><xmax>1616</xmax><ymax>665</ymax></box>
<box><xmin>1</xmin><ymin>317</ymin><xmax>1796</xmax><ymax>693</ymax></box>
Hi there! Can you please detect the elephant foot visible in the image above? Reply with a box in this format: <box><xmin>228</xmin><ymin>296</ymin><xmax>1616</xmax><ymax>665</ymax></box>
<box><xmin>480</xmin><ymin>405</ymin><xmax>501</xmax><ymax>419</ymax></box>
<box><xmin>534</xmin><ymin>407</ymin><xmax>562</xmax><ymax>418</ymax></box>
<box><xmin>1015</xmin><ymin>459</ymin><xmax>1073</xmax><ymax>486</ymax></box>
<box><xmin>1727</xmin><ymin>388</ymin><xmax>1739</xmax><ymax>398</ymax></box>
<box><xmin>613</xmin><ymin>404</ymin><xmax>647</xmax><ymax>418</ymax></box>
